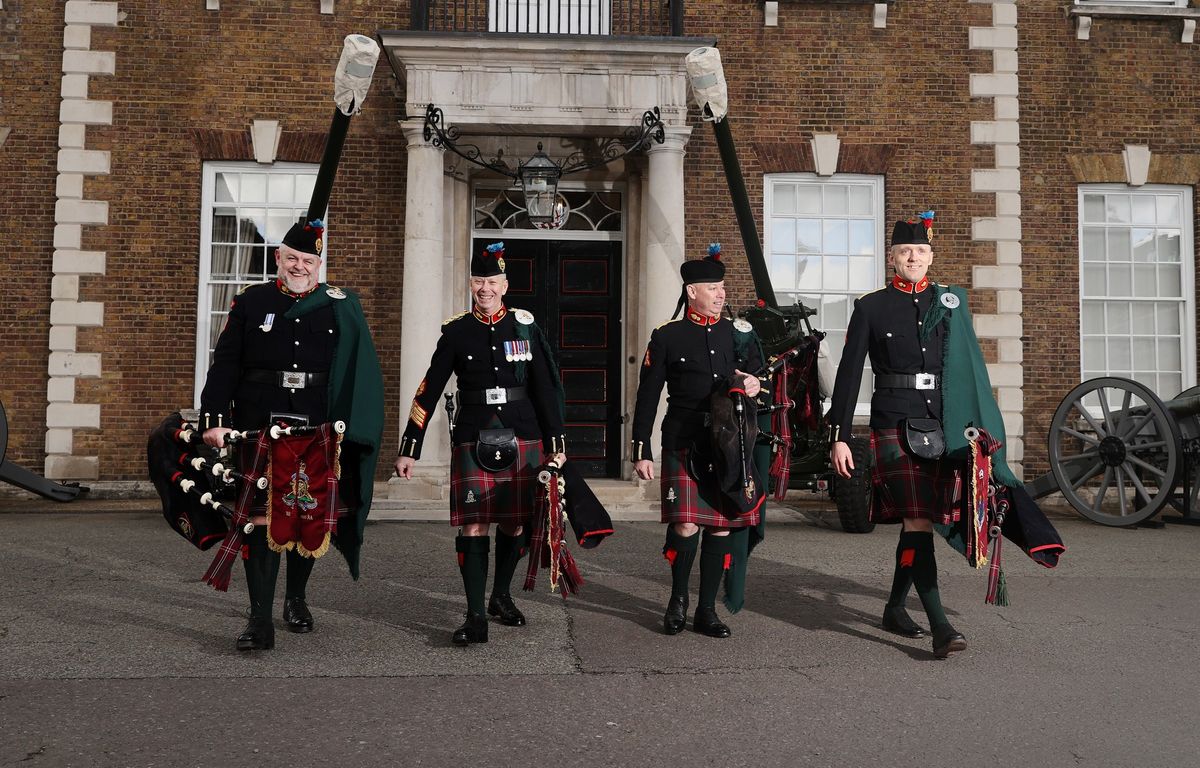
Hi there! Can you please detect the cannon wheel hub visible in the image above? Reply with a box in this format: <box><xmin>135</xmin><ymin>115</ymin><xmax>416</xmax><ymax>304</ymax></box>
<box><xmin>1098</xmin><ymin>435</ymin><xmax>1127</xmax><ymax>467</ymax></box>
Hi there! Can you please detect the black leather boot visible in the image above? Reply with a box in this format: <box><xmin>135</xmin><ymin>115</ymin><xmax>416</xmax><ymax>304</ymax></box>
<box><xmin>882</xmin><ymin>605</ymin><xmax>926</xmax><ymax>638</ymax></box>
<box><xmin>693</xmin><ymin>605</ymin><xmax>732</xmax><ymax>638</ymax></box>
<box><xmin>451</xmin><ymin>613</ymin><xmax>489</xmax><ymax>646</ymax></box>
<box><xmin>663</xmin><ymin>594</ymin><xmax>688</xmax><ymax>635</ymax></box>
<box><xmin>237</xmin><ymin>616</ymin><xmax>275</xmax><ymax>651</ymax></box>
<box><xmin>487</xmin><ymin>593</ymin><xmax>526</xmax><ymax>626</ymax></box>
<box><xmin>932</xmin><ymin>623</ymin><xmax>968</xmax><ymax>658</ymax></box>
<box><xmin>283</xmin><ymin>597</ymin><xmax>314</xmax><ymax>633</ymax></box>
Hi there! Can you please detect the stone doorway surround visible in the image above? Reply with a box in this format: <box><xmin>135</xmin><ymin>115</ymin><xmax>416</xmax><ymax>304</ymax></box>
<box><xmin>378</xmin><ymin>31</ymin><xmax>708</xmax><ymax>500</ymax></box>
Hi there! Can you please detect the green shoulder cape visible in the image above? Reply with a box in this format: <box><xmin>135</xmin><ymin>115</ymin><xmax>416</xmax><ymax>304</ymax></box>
<box><xmin>286</xmin><ymin>285</ymin><xmax>385</xmax><ymax>579</ymax></box>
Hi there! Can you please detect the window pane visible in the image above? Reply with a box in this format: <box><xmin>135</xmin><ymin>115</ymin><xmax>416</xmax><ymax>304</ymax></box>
<box><xmin>1108</xmin><ymin>338</ymin><xmax>1131</xmax><ymax>370</ymax></box>
<box><xmin>1156</xmin><ymin>194</ymin><xmax>1180</xmax><ymax>225</ymax></box>
<box><xmin>1157</xmin><ymin>232</ymin><xmax>1181</xmax><ymax>262</ymax></box>
<box><xmin>1082</xmin><ymin>338</ymin><xmax>1105</xmax><ymax>370</ymax></box>
<box><xmin>1159</xmin><ymin>338</ymin><xmax>1181</xmax><ymax>371</ymax></box>
<box><xmin>1107</xmin><ymin>228</ymin><xmax>1130</xmax><ymax>260</ymax></box>
<box><xmin>772</xmin><ymin>184</ymin><xmax>795</xmax><ymax>215</ymax></box>
<box><xmin>1133</xmin><ymin>264</ymin><xmax>1155</xmax><ymax>297</ymax></box>
<box><xmin>848</xmin><ymin>256</ymin><xmax>875</xmax><ymax>291</ymax></box>
<box><xmin>1162</xmin><ymin>374</ymin><xmax>1183</xmax><ymax>399</ymax></box>
<box><xmin>796</xmin><ymin>255</ymin><xmax>823</xmax><ymax>290</ymax></box>
<box><xmin>848</xmin><ymin>220</ymin><xmax>874</xmax><ymax>255</ymax></box>
<box><xmin>1132</xmin><ymin>195</ymin><xmax>1156</xmax><ymax>225</ymax></box>
<box><xmin>212</xmin><ymin>210</ymin><xmax>237</xmax><ymax>243</ymax></box>
<box><xmin>771</xmin><ymin>218</ymin><xmax>795</xmax><ymax>254</ymax></box>
<box><xmin>241</xmin><ymin>174</ymin><xmax>267</xmax><ymax>202</ymax></box>
<box><xmin>296</xmin><ymin>175</ymin><xmax>316</xmax><ymax>206</ymax></box>
<box><xmin>1131</xmin><ymin>302</ymin><xmax>1155</xmax><ymax>334</ymax></box>
<box><xmin>1132</xmin><ymin>229</ymin><xmax>1155</xmax><ymax>262</ymax></box>
<box><xmin>824</xmin><ymin>185</ymin><xmax>848</xmax><ymax>215</ymax></box>
<box><xmin>215</xmin><ymin>173</ymin><xmax>238</xmax><ymax>203</ymax></box>
<box><xmin>1109</xmin><ymin>263</ymin><xmax>1131</xmax><ymax>295</ymax></box>
<box><xmin>1083</xmin><ymin>194</ymin><xmax>1106</xmax><ymax>222</ymax></box>
<box><xmin>1083</xmin><ymin>264</ymin><xmax>1106</xmax><ymax>295</ymax></box>
<box><xmin>1082</xmin><ymin>302</ymin><xmax>1104</xmax><ymax>334</ymax></box>
<box><xmin>1106</xmin><ymin>195</ymin><xmax>1131</xmax><ymax>224</ymax></box>
<box><xmin>1106</xmin><ymin>302</ymin><xmax>1130</xmax><ymax>333</ymax></box>
<box><xmin>826</xmin><ymin>256</ymin><xmax>849</xmax><ymax>291</ymax></box>
<box><xmin>1159</xmin><ymin>265</ymin><xmax>1181</xmax><ymax>297</ymax></box>
<box><xmin>796</xmin><ymin>219</ymin><xmax>821</xmax><ymax>253</ymax></box>
<box><xmin>1157</xmin><ymin>302</ymin><xmax>1181</xmax><ymax>334</ymax></box>
<box><xmin>267</xmin><ymin>174</ymin><xmax>293</xmax><ymax>204</ymax></box>
<box><xmin>848</xmin><ymin>185</ymin><xmax>872</xmax><ymax>215</ymax></box>
<box><xmin>797</xmin><ymin>186</ymin><xmax>821</xmax><ymax>214</ymax></box>
<box><xmin>769</xmin><ymin>252</ymin><xmax>796</xmax><ymax>289</ymax></box>
<box><xmin>1082</xmin><ymin>228</ymin><xmax>1105</xmax><ymax>261</ymax></box>
<box><xmin>823</xmin><ymin>219</ymin><xmax>848</xmax><ymax>255</ymax></box>
<box><xmin>822</xmin><ymin>295</ymin><xmax>848</xmax><ymax>330</ymax></box>
<box><xmin>1133</xmin><ymin>339</ymin><xmax>1155</xmax><ymax>369</ymax></box>
<box><xmin>266</xmin><ymin>211</ymin><xmax>292</xmax><ymax>243</ymax></box>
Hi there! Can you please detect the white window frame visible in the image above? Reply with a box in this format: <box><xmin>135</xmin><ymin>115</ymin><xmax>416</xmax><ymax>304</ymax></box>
<box><xmin>1077</xmin><ymin>183</ymin><xmax>1195</xmax><ymax>406</ymax></box>
<box><xmin>195</xmin><ymin>161</ymin><xmax>324</xmax><ymax>405</ymax></box>
<box><xmin>763</xmin><ymin>173</ymin><xmax>886</xmax><ymax>417</ymax></box>
<box><xmin>489</xmin><ymin>0</ymin><xmax>611</xmax><ymax>34</ymax></box>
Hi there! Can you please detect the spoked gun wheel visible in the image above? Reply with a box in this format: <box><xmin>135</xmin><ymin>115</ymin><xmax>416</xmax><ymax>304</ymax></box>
<box><xmin>1048</xmin><ymin>377</ymin><xmax>1179</xmax><ymax>526</ymax></box>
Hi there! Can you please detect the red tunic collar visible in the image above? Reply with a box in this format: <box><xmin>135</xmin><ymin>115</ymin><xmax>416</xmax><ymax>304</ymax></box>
<box><xmin>472</xmin><ymin>305</ymin><xmax>508</xmax><ymax>324</ymax></box>
<box><xmin>891</xmin><ymin>275</ymin><xmax>930</xmax><ymax>294</ymax></box>
<box><xmin>276</xmin><ymin>278</ymin><xmax>318</xmax><ymax>298</ymax></box>
<box><xmin>686</xmin><ymin>308</ymin><xmax>720</xmax><ymax>326</ymax></box>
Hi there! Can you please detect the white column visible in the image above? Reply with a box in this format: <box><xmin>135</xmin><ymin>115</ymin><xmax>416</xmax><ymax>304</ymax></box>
<box><xmin>641</xmin><ymin>126</ymin><xmax>691</xmax><ymax>329</ymax></box>
<box><xmin>398</xmin><ymin>120</ymin><xmax>447</xmax><ymax>466</ymax></box>
<box><xmin>638</xmin><ymin>126</ymin><xmax>691</xmax><ymax>467</ymax></box>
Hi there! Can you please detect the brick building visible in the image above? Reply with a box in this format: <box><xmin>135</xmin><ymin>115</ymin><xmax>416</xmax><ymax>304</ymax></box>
<box><xmin>2</xmin><ymin>0</ymin><xmax>1198</xmax><ymax>499</ymax></box>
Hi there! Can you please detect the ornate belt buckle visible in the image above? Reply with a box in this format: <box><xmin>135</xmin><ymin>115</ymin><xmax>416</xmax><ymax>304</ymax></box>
<box><xmin>485</xmin><ymin>386</ymin><xmax>507</xmax><ymax>405</ymax></box>
<box><xmin>914</xmin><ymin>373</ymin><xmax>936</xmax><ymax>390</ymax></box>
<box><xmin>280</xmin><ymin>371</ymin><xmax>306</xmax><ymax>389</ymax></box>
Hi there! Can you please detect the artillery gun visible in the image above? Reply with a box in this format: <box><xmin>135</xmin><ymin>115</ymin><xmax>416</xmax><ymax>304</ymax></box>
<box><xmin>1025</xmin><ymin>377</ymin><xmax>1200</xmax><ymax>527</ymax></box>
<box><xmin>686</xmin><ymin>47</ymin><xmax>872</xmax><ymax>532</ymax></box>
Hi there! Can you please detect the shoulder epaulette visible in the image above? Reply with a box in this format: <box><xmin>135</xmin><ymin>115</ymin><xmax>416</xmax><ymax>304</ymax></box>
<box><xmin>654</xmin><ymin>318</ymin><xmax>683</xmax><ymax>331</ymax></box>
<box><xmin>513</xmin><ymin>308</ymin><xmax>535</xmax><ymax>325</ymax></box>
<box><xmin>857</xmin><ymin>287</ymin><xmax>886</xmax><ymax>300</ymax></box>
<box><xmin>442</xmin><ymin>311</ymin><xmax>468</xmax><ymax>326</ymax></box>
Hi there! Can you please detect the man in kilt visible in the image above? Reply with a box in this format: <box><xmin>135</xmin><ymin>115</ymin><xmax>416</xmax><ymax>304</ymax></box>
<box><xmin>395</xmin><ymin>242</ymin><xmax>567</xmax><ymax>646</ymax></box>
<box><xmin>631</xmin><ymin>244</ymin><xmax>764</xmax><ymax>638</ymax></box>
<box><xmin>200</xmin><ymin>218</ymin><xmax>385</xmax><ymax>651</ymax></box>
<box><xmin>829</xmin><ymin>211</ymin><xmax>971</xmax><ymax>659</ymax></box>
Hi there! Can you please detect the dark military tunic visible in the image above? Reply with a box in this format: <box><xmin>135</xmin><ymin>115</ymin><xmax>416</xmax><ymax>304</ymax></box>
<box><xmin>828</xmin><ymin>275</ymin><xmax>959</xmax><ymax>524</ymax></box>
<box><xmin>399</xmin><ymin>305</ymin><xmax>565</xmax><ymax>459</ymax></box>
<box><xmin>827</xmin><ymin>275</ymin><xmax>947</xmax><ymax>441</ymax></box>
<box><xmin>631</xmin><ymin>309</ymin><xmax>764</xmax><ymax>528</ymax></box>
<box><xmin>200</xmin><ymin>280</ymin><xmax>337</xmax><ymax>432</ymax></box>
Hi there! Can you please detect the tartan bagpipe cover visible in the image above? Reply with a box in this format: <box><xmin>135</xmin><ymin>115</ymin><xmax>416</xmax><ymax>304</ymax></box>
<box><xmin>202</xmin><ymin>423</ymin><xmax>342</xmax><ymax>591</ymax></box>
<box><xmin>523</xmin><ymin>463</ymin><xmax>583</xmax><ymax>597</ymax></box>
<box><xmin>266</xmin><ymin>425</ymin><xmax>343</xmax><ymax>558</ymax></box>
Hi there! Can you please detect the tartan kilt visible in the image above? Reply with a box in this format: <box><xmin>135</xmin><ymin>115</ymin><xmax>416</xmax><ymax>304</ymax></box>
<box><xmin>450</xmin><ymin>437</ymin><xmax>542</xmax><ymax>527</ymax></box>
<box><xmin>660</xmin><ymin>448</ymin><xmax>761</xmax><ymax>529</ymax></box>
<box><xmin>870</xmin><ymin>428</ymin><xmax>961</xmax><ymax>525</ymax></box>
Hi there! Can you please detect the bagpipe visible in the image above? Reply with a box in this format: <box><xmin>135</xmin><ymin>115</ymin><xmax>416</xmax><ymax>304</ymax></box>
<box><xmin>523</xmin><ymin>459</ymin><xmax>616</xmax><ymax>597</ymax></box>
<box><xmin>147</xmin><ymin>413</ymin><xmax>347</xmax><ymax>591</ymax></box>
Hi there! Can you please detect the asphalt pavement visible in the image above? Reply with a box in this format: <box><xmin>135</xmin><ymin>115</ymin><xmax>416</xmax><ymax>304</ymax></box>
<box><xmin>1</xmin><ymin>500</ymin><xmax>1198</xmax><ymax>767</ymax></box>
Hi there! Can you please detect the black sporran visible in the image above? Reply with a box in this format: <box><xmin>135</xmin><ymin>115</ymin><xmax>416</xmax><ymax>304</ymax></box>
<box><xmin>475</xmin><ymin>428</ymin><xmax>518</xmax><ymax>472</ymax></box>
<box><xmin>900</xmin><ymin>418</ymin><xmax>945</xmax><ymax>460</ymax></box>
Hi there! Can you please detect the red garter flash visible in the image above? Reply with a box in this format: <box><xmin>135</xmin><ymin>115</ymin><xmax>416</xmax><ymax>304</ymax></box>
<box><xmin>266</xmin><ymin>425</ymin><xmax>343</xmax><ymax>559</ymax></box>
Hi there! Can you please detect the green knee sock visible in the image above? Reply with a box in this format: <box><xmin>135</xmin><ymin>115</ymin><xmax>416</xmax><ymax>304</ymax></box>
<box><xmin>697</xmin><ymin>532</ymin><xmax>735</xmax><ymax>611</ymax></box>
<box><xmin>456</xmin><ymin>535</ymin><xmax>490</xmax><ymax>616</ymax></box>
<box><xmin>285</xmin><ymin>548</ymin><xmax>315</xmax><ymax>601</ymax></box>
<box><xmin>244</xmin><ymin>531</ymin><xmax>280</xmax><ymax>620</ymax></box>
<box><xmin>492</xmin><ymin>528</ymin><xmax>527</xmax><ymax>597</ymax></box>
<box><xmin>910</xmin><ymin>531</ymin><xmax>949</xmax><ymax>628</ymax></box>
<box><xmin>663</xmin><ymin>527</ymin><xmax>699</xmax><ymax>600</ymax></box>
<box><xmin>886</xmin><ymin>531</ymin><xmax>921</xmax><ymax>609</ymax></box>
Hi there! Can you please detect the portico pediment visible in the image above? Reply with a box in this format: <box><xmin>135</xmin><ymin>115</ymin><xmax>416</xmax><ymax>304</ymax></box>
<box><xmin>377</xmin><ymin>32</ymin><xmax>711</xmax><ymax>134</ymax></box>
